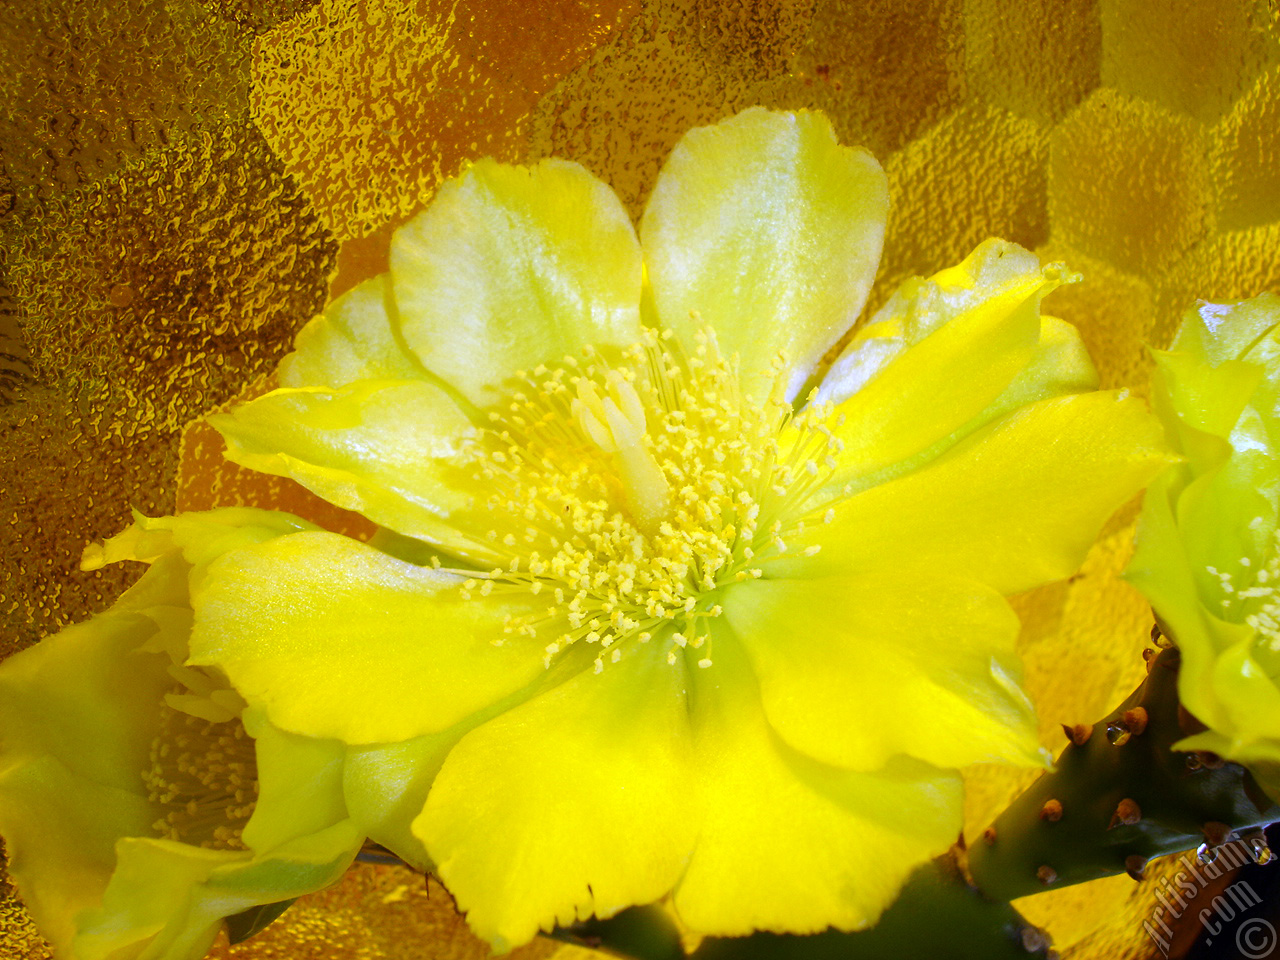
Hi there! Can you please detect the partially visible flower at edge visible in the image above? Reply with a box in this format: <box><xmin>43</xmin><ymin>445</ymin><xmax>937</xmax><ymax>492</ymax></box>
<box><xmin>191</xmin><ymin>108</ymin><xmax>1175</xmax><ymax>948</ymax></box>
<box><xmin>0</xmin><ymin>508</ymin><xmax>364</xmax><ymax>960</ymax></box>
<box><xmin>1127</xmin><ymin>293</ymin><xmax>1280</xmax><ymax>799</ymax></box>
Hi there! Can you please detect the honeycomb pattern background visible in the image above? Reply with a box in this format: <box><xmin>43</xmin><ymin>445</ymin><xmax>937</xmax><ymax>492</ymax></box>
<box><xmin>2</xmin><ymin>1</ymin><xmax>1279</xmax><ymax>958</ymax></box>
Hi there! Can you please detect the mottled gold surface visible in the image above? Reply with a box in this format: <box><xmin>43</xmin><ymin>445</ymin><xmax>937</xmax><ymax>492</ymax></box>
<box><xmin>875</xmin><ymin>100</ymin><xmax>1049</xmax><ymax>312</ymax></box>
<box><xmin>252</xmin><ymin>0</ymin><xmax>638</xmax><ymax>241</ymax></box>
<box><xmin>0</xmin><ymin>0</ymin><xmax>250</xmax><ymax>195</ymax></box>
<box><xmin>4</xmin><ymin>1</ymin><xmax>1280</xmax><ymax>957</ymax></box>
<box><xmin>963</xmin><ymin>0</ymin><xmax>1100</xmax><ymax>127</ymax></box>
<box><xmin>202</xmin><ymin>865</ymin><xmax>596</xmax><ymax>960</ymax></box>
<box><xmin>0</xmin><ymin>843</ymin><xmax>49</xmax><ymax>960</ymax></box>
<box><xmin>203</xmin><ymin>0</ymin><xmax>320</xmax><ymax>34</ymax></box>
<box><xmin>1050</xmin><ymin>90</ymin><xmax>1211</xmax><ymax>278</ymax></box>
<box><xmin>2</xmin><ymin>119</ymin><xmax>337</xmax><ymax>655</ymax></box>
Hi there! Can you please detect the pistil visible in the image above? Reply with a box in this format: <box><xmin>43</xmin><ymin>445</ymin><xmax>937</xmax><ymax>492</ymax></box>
<box><xmin>572</xmin><ymin>370</ymin><xmax>672</xmax><ymax>534</ymax></box>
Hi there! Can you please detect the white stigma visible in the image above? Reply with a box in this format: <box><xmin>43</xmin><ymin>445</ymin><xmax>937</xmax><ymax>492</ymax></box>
<box><xmin>572</xmin><ymin>370</ymin><xmax>672</xmax><ymax>533</ymax></box>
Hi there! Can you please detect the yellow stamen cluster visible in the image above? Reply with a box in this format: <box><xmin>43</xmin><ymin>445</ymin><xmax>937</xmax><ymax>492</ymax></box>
<box><xmin>453</xmin><ymin>327</ymin><xmax>845</xmax><ymax>673</ymax></box>
<box><xmin>1211</xmin><ymin>533</ymin><xmax>1280</xmax><ymax>653</ymax></box>
<box><xmin>144</xmin><ymin>679</ymin><xmax>257</xmax><ymax>850</ymax></box>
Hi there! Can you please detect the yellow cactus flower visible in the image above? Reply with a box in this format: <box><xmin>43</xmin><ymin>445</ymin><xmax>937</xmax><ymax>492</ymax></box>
<box><xmin>194</xmin><ymin>108</ymin><xmax>1173</xmax><ymax>948</ymax></box>
<box><xmin>0</xmin><ymin>509</ymin><xmax>364</xmax><ymax>960</ymax></box>
<box><xmin>1128</xmin><ymin>293</ymin><xmax>1280</xmax><ymax>798</ymax></box>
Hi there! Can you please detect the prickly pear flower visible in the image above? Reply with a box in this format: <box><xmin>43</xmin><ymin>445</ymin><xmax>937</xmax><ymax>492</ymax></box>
<box><xmin>0</xmin><ymin>509</ymin><xmax>364</xmax><ymax>960</ymax></box>
<box><xmin>1128</xmin><ymin>293</ymin><xmax>1280</xmax><ymax>799</ymax></box>
<box><xmin>194</xmin><ymin>108</ymin><xmax>1172</xmax><ymax>947</ymax></box>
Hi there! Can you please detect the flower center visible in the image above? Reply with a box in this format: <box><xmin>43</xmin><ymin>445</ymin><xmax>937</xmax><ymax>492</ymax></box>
<box><xmin>144</xmin><ymin>669</ymin><xmax>257</xmax><ymax>850</ymax></box>
<box><xmin>452</xmin><ymin>328</ymin><xmax>842</xmax><ymax>673</ymax></box>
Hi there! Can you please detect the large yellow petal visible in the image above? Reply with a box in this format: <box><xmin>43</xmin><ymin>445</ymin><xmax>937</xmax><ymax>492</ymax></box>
<box><xmin>640</xmin><ymin>108</ymin><xmax>887</xmax><ymax>402</ymax></box>
<box><xmin>721</xmin><ymin>575</ymin><xmax>1039</xmax><ymax>772</ymax></box>
<box><xmin>672</xmin><ymin>630</ymin><xmax>961</xmax><ymax>935</ymax></box>
<box><xmin>993</xmin><ymin>315</ymin><xmax>1100</xmax><ymax>412</ymax></box>
<box><xmin>815</xmin><ymin>240</ymin><xmax>1052</xmax><ymax>406</ymax></box>
<box><xmin>341</xmin><ymin>653</ymin><xmax>585</xmax><ymax>871</ymax></box>
<box><xmin>278</xmin><ymin>274</ymin><xmax>429</xmax><ymax>390</ymax></box>
<box><xmin>391</xmin><ymin>158</ymin><xmax>644</xmax><ymax>407</ymax></box>
<box><xmin>188</xmin><ymin>532</ymin><xmax>551</xmax><ymax>744</ymax></box>
<box><xmin>776</xmin><ymin>391</ymin><xmax>1174</xmax><ymax>595</ymax></box>
<box><xmin>812</xmin><ymin>241</ymin><xmax>1062</xmax><ymax>498</ymax></box>
<box><xmin>209</xmin><ymin>381</ymin><xmax>506</xmax><ymax>564</ymax></box>
<box><xmin>416</xmin><ymin>639</ymin><xmax>694</xmax><ymax>950</ymax></box>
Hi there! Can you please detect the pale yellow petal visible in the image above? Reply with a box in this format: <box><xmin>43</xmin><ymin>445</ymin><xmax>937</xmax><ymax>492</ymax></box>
<box><xmin>673</xmin><ymin>631</ymin><xmax>961</xmax><ymax>935</ymax></box>
<box><xmin>722</xmin><ymin>575</ymin><xmax>1039</xmax><ymax>772</ymax></box>
<box><xmin>240</xmin><ymin>708</ymin><xmax>349</xmax><ymax>856</ymax></box>
<box><xmin>417</xmin><ymin>640</ymin><xmax>694</xmax><ymax>950</ymax></box>
<box><xmin>210</xmin><ymin>381</ymin><xmax>504</xmax><ymax>563</ymax></box>
<box><xmin>0</xmin><ymin>757</ymin><xmax>155</xmax><ymax>958</ymax></box>
<box><xmin>73</xmin><ymin>821</ymin><xmax>361</xmax><ymax>960</ymax></box>
<box><xmin>279</xmin><ymin>274</ymin><xmax>427</xmax><ymax>390</ymax></box>
<box><xmin>641</xmin><ymin>108</ymin><xmax>887</xmax><ymax>402</ymax></box>
<box><xmin>188</xmin><ymin>533</ymin><xmax>551</xmax><ymax>744</ymax></box>
<box><xmin>814</xmin><ymin>243</ymin><xmax>1060</xmax><ymax>498</ymax></box>
<box><xmin>778</xmin><ymin>391</ymin><xmax>1173</xmax><ymax>596</ymax></box>
<box><xmin>343</xmin><ymin>735</ymin><xmax>454</xmax><ymax>871</ymax></box>
<box><xmin>814</xmin><ymin>239</ymin><xmax>1051</xmax><ymax>408</ymax></box>
<box><xmin>994</xmin><ymin>315</ymin><xmax>1100</xmax><ymax>410</ymax></box>
<box><xmin>392</xmin><ymin>158</ymin><xmax>644</xmax><ymax>407</ymax></box>
<box><xmin>0</xmin><ymin>563</ymin><xmax>179</xmax><ymax>956</ymax></box>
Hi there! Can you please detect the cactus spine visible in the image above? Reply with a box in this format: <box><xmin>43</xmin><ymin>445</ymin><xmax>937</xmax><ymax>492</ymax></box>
<box><xmin>967</xmin><ymin>645</ymin><xmax>1279</xmax><ymax>901</ymax></box>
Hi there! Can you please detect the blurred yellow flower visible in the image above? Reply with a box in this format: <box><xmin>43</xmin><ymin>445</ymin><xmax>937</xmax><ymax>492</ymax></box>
<box><xmin>193</xmin><ymin>108</ymin><xmax>1172</xmax><ymax>948</ymax></box>
<box><xmin>1129</xmin><ymin>293</ymin><xmax>1280</xmax><ymax>798</ymax></box>
<box><xmin>0</xmin><ymin>509</ymin><xmax>363</xmax><ymax>960</ymax></box>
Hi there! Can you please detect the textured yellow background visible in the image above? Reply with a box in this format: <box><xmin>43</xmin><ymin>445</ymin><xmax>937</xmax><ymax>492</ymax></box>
<box><xmin>2</xmin><ymin>1</ymin><xmax>1279</xmax><ymax>957</ymax></box>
